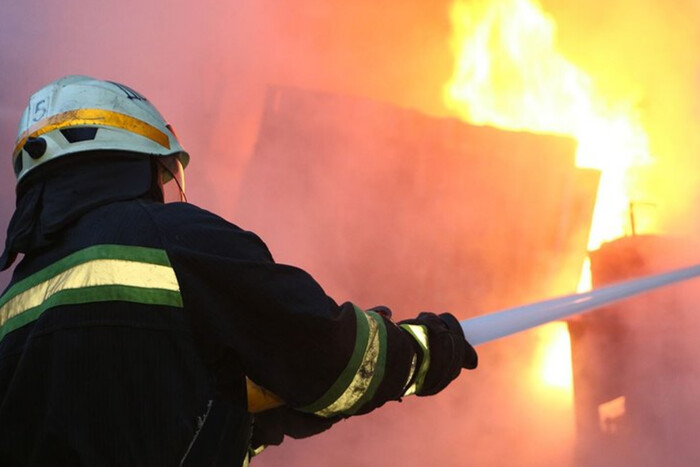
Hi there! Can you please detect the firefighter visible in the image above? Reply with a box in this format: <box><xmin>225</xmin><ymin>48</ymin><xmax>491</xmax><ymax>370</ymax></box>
<box><xmin>0</xmin><ymin>76</ymin><xmax>477</xmax><ymax>466</ymax></box>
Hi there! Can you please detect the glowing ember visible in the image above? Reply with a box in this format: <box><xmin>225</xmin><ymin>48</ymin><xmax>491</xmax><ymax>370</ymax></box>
<box><xmin>443</xmin><ymin>0</ymin><xmax>655</xmax><ymax>251</ymax></box>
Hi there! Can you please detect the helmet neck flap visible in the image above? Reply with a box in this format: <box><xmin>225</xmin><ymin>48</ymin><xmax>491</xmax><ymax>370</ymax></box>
<box><xmin>0</xmin><ymin>151</ymin><xmax>160</xmax><ymax>271</ymax></box>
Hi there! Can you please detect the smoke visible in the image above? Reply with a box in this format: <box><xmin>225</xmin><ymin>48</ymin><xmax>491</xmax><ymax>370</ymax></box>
<box><xmin>0</xmin><ymin>0</ymin><xmax>459</xmax><ymax>289</ymax></box>
<box><xmin>2</xmin><ymin>1</ymin><xmax>700</xmax><ymax>466</ymax></box>
<box><xmin>574</xmin><ymin>236</ymin><xmax>700</xmax><ymax>466</ymax></box>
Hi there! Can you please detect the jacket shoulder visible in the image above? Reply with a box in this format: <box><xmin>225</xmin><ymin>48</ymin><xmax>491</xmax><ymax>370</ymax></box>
<box><xmin>137</xmin><ymin>201</ymin><xmax>274</xmax><ymax>263</ymax></box>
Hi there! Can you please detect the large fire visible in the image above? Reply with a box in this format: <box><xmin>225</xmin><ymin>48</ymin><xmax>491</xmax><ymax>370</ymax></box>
<box><xmin>443</xmin><ymin>0</ymin><xmax>657</xmax><ymax>391</ymax></box>
<box><xmin>443</xmin><ymin>0</ymin><xmax>655</xmax><ymax>251</ymax></box>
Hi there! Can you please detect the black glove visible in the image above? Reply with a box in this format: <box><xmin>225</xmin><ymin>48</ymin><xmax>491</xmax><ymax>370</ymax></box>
<box><xmin>368</xmin><ymin>305</ymin><xmax>392</xmax><ymax>319</ymax></box>
<box><xmin>399</xmin><ymin>312</ymin><xmax>478</xmax><ymax>396</ymax></box>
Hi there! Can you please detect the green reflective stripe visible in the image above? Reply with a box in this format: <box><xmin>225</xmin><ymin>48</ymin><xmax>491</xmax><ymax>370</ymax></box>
<box><xmin>314</xmin><ymin>308</ymin><xmax>383</xmax><ymax>417</ymax></box>
<box><xmin>300</xmin><ymin>304</ymin><xmax>370</xmax><ymax>414</ymax></box>
<box><xmin>0</xmin><ymin>285</ymin><xmax>182</xmax><ymax>342</ymax></box>
<box><xmin>0</xmin><ymin>245</ymin><xmax>182</xmax><ymax>344</ymax></box>
<box><xmin>344</xmin><ymin>310</ymin><xmax>388</xmax><ymax>415</ymax></box>
<box><xmin>400</xmin><ymin>324</ymin><xmax>430</xmax><ymax>396</ymax></box>
<box><xmin>0</xmin><ymin>244</ymin><xmax>171</xmax><ymax>308</ymax></box>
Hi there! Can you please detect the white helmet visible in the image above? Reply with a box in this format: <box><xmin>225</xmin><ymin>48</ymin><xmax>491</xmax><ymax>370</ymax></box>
<box><xmin>12</xmin><ymin>75</ymin><xmax>189</xmax><ymax>183</ymax></box>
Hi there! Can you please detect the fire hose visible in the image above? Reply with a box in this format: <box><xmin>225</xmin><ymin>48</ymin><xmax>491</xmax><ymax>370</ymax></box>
<box><xmin>247</xmin><ymin>263</ymin><xmax>700</xmax><ymax>412</ymax></box>
<box><xmin>460</xmin><ymin>263</ymin><xmax>700</xmax><ymax>345</ymax></box>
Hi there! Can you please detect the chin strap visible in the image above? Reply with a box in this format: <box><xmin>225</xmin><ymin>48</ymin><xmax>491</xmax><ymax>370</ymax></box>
<box><xmin>156</xmin><ymin>157</ymin><xmax>187</xmax><ymax>203</ymax></box>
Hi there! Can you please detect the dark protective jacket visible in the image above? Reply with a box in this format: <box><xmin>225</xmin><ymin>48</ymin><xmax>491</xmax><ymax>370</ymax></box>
<box><xmin>0</xmin><ymin>194</ymin><xmax>420</xmax><ymax>466</ymax></box>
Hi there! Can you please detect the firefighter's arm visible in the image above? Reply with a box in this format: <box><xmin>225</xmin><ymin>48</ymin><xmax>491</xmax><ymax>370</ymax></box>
<box><xmin>155</xmin><ymin>204</ymin><xmax>476</xmax><ymax>421</ymax></box>
<box><xmin>246</xmin><ymin>309</ymin><xmax>478</xmax><ymax>412</ymax></box>
<box><xmin>245</xmin><ymin>306</ymin><xmax>477</xmax><ymax>460</ymax></box>
<box><xmin>246</xmin><ymin>306</ymin><xmax>477</xmax><ymax>422</ymax></box>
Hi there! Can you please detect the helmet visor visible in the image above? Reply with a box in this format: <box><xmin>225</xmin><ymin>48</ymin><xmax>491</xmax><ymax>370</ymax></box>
<box><xmin>158</xmin><ymin>156</ymin><xmax>186</xmax><ymax>203</ymax></box>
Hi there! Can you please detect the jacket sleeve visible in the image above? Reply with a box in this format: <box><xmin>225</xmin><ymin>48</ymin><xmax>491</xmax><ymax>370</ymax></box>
<box><xmin>153</xmin><ymin>203</ymin><xmax>420</xmax><ymax>417</ymax></box>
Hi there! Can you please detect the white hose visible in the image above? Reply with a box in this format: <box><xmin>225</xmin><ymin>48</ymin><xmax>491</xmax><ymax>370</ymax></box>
<box><xmin>460</xmin><ymin>264</ymin><xmax>700</xmax><ymax>346</ymax></box>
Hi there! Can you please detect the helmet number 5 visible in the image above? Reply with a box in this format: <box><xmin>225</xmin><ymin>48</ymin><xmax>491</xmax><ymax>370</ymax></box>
<box><xmin>31</xmin><ymin>99</ymin><xmax>48</xmax><ymax>123</ymax></box>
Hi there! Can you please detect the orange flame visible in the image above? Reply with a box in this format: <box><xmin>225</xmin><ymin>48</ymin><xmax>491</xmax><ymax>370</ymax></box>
<box><xmin>534</xmin><ymin>322</ymin><xmax>573</xmax><ymax>391</ymax></box>
<box><xmin>442</xmin><ymin>0</ymin><xmax>659</xmax><ymax>392</ymax></box>
<box><xmin>443</xmin><ymin>0</ymin><xmax>656</xmax><ymax>253</ymax></box>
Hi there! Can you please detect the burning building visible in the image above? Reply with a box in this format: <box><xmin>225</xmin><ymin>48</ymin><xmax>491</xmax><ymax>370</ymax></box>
<box><xmin>236</xmin><ymin>85</ymin><xmax>598</xmax><ymax>466</ymax></box>
<box><xmin>3</xmin><ymin>0</ymin><xmax>700</xmax><ymax>465</ymax></box>
<box><xmin>569</xmin><ymin>235</ymin><xmax>700</xmax><ymax>467</ymax></box>
<box><xmin>237</xmin><ymin>86</ymin><xmax>598</xmax><ymax>313</ymax></box>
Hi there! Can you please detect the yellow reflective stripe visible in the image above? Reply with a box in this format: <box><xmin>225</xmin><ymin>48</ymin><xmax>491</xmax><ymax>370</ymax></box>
<box><xmin>13</xmin><ymin>108</ymin><xmax>170</xmax><ymax>156</ymax></box>
<box><xmin>242</xmin><ymin>443</ymin><xmax>268</xmax><ymax>467</ymax></box>
<box><xmin>403</xmin><ymin>353</ymin><xmax>418</xmax><ymax>394</ymax></box>
<box><xmin>250</xmin><ymin>444</ymin><xmax>267</xmax><ymax>457</ymax></box>
<box><xmin>315</xmin><ymin>311</ymin><xmax>382</xmax><ymax>418</ymax></box>
<box><xmin>400</xmin><ymin>324</ymin><xmax>430</xmax><ymax>397</ymax></box>
<box><xmin>0</xmin><ymin>259</ymin><xmax>179</xmax><ymax>329</ymax></box>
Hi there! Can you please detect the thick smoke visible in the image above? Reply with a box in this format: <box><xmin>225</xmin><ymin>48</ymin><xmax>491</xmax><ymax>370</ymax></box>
<box><xmin>1</xmin><ymin>1</ymin><xmax>700</xmax><ymax>466</ymax></box>
<box><xmin>4</xmin><ymin>0</ymin><xmax>698</xmax><ymax>278</ymax></box>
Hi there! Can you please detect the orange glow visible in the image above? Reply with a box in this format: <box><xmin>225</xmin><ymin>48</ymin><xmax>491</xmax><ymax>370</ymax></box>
<box><xmin>443</xmin><ymin>0</ymin><xmax>656</xmax><ymax>252</ymax></box>
<box><xmin>536</xmin><ymin>322</ymin><xmax>573</xmax><ymax>390</ymax></box>
<box><xmin>576</xmin><ymin>257</ymin><xmax>592</xmax><ymax>293</ymax></box>
<box><xmin>442</xmin><ymin>0</ymin><xmax>661</xmax><ymax>395</ymax></box>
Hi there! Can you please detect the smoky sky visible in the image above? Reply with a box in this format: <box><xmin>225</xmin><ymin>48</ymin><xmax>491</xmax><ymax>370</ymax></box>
<box><xmin>0</xmin><ymin>0</ymin><xmax>459</xmax><ymax>289</ymax></box>
<box><xmin>3</xmin><ymin>0</ymin><xmax>700</xmax><ymax>281</ymax></box>
<box><xmin>2</xmin><ymin>1</ymin><xmax>700</xmax><ymax>466</ymax></box>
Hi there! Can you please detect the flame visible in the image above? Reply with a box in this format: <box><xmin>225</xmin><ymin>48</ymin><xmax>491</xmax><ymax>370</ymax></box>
<box><xmin>442</xmin><ymin>0</ymin><xmax>659</xmax><ymax>394</ymax></box>
<box><xmin>443</xmin><ymin>0</ymin><xmax>655</xmax><ymax>252</ymax></box>
<box><xmin>576</xmin><ymin>257</ymin><xmax>592</xmax><ymax>292</ymax></box>
<box><xmin>536</xmin><ymin>322</ymin><xmax>573</xmax><ymax>390</ymax></box>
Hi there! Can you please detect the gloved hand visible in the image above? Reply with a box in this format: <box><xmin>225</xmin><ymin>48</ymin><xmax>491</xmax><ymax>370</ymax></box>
<box><xmin>399</xmin><ymin>312</ymin><xmax>478</xmax><ymax>396</ymax></box>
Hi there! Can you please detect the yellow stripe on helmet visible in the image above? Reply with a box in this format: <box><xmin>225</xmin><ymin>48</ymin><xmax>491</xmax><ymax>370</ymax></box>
<box><xmin>13</xmin><ymin>108</ymin><xmax>171</xmax><ymax>157</ymax></box>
